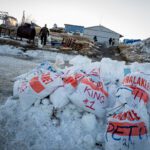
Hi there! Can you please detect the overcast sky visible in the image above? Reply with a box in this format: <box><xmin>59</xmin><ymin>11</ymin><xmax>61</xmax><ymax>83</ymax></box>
<box><xmin>0</xmin><ymin>0</ymin><xmax>150</xmax><ymax>39</ymax></box>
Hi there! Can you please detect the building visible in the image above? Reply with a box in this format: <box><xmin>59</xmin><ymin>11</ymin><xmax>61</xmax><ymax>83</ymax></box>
<box><xmin>84</xmin><ymin>25</ymin><xmax>123</xmax><ymax>46</ymax></box>
<box><xmin>65</xmin><ymin>24</ymin><xmax>84</xmax><ymax>34</ymax></box>
<box><xmin>4</xmin><ymin>16</ymin><xmax>18</xmax><ymax>27</ymax></box>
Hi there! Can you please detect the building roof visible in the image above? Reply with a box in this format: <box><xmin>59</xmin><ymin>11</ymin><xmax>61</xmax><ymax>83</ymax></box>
<box><xmin>85</xmin><ymin>25</ymin><xmax>123</xmax><ymax>37</ymax></box>
<box><xmin>5</xmin><ymin>16</ymin><xmax>17</xmax><ymax>21</ymax></box>
<box><xmin>65</xmin><ymin>24</ymin><xmax>84</xmax><ymax>28</ymax></box>
<box><xmin>31</xmin><ymin>22</ymin><xmax>41</xmax><ymax>28</ymax></box>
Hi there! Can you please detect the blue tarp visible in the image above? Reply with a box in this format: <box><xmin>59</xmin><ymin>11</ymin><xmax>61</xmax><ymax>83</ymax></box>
<box><xmin>123</xmin><ymin>39</ymin><xmax>141</xmax><ymax>44</ymax></box>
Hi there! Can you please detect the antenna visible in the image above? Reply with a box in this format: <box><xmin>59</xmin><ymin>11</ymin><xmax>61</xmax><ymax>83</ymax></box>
<box><xmin>21</xmin><ymin>10</ymin><xmax>25</xmax><ymax>25</ymax></box>
<box><xmin>99</xmin><ymin>15</ymin><xmax>103</xmax><ymax>26</ymax></box>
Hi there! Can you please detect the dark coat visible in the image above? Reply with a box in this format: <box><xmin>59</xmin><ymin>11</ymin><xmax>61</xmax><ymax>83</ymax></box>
<box><xmin>40</xmin><ymin>27</ymin><xmax>49</xmax><ymax>37</ymax></box>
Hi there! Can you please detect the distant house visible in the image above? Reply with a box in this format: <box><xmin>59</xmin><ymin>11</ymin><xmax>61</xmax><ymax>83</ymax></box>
<box><xmin>65</xmin><ymin>24</ymin><xmax>84</xmax><ymax>34</ymax></box>
<box><xmin>84</xmin><ymin>25</ymin><xmax>123</xmax><ymax>46</ymax></box>
<box><xmin>4</xmin><ymin>16</ymin><xmax>18</xmax><ymax>27</ymax></box>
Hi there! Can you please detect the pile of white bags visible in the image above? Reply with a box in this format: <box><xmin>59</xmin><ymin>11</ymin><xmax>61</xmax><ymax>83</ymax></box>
<box><xmin>13</xmin><ymin>56</ymin><xmax>150</xmax><ymax>149</ymax></box>
<box><xmin>13</xmin><ymin>60</ymin><xmax>109</xmax><ymax>118</ymax></box>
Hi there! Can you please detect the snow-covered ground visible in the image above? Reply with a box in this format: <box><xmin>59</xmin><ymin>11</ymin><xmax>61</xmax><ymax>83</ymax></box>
<box><xmin>0</xmin><ymin>45</ymin><xmax>75</xmax><ymax>63</ymax></box>
<box><xmin>0</xmin><ymin>44</ymin><xmax>150</xmax><ymax>150</ymax></box>
<box><xmin>0</xmin><ymin>55</ymin><xmax>37</xmax><ymax>102</ymax></box>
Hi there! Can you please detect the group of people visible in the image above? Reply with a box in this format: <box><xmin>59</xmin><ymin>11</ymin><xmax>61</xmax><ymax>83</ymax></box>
<box><xmin>109</xmin><ymin>38</ymin><xmax>115</xmax><ymax>46</ymax></box>
<box><xmin>93</xmin><ymin>36</ymin><xmax>116</xmax><ymax>47</ymax></box>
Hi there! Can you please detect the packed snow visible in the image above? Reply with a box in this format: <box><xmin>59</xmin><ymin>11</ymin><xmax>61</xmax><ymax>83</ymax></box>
<box><xmin>131</xmin><ymin>38</ymin><xmax>150</xmax><ymax>54</ymax></box>
<box><xmin>0</xmin><ymin>44</ymin><xmax>150</xmax><ymax>150</ymax></box>
<box><xmin>0</xmin><ymin>44</ymin><xmax>75</xmax><ymax>63</ymax></box>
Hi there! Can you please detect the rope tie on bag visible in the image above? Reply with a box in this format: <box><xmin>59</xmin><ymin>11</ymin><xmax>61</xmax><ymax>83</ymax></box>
<box><xmin>107</xmin><ymin>103</ymin><xmax>127</xmax><ymax>118</ymax></box>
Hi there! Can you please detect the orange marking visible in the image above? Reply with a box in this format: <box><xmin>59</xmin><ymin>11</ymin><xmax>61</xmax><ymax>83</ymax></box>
<box><xmin>63</xmin><ymin>76</ymin><xmax>78</xmax><ymax>88</ymax></box>
<box><xmin>30</xmin><ymin>77</ymin><xmax>45</xmax><ymax>93</ymax></box>
<box><xmin>128</xmin><ymin>85</ymin><xmax>149</xmax><ymax>104</ymax></box>
<box><xmin>63</xmin><ymin>73</ymin><xmax>84</xmax><ymax>88</ymax></box>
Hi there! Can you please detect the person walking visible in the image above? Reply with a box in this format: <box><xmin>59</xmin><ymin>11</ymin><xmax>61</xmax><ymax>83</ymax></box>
<box><xmin>109</xmin><ymin>38</ymin><xmax>112</xmax><ymax>46</ymax></box>
<box><xmin>39</xmin><ymin>24</ymin><xmax>49</xmax><ymax>46</ymax></box>
<box><xmin>93</xmin><ymin>35</ymin><xmax>97</xmax><ymax>42</ymax></box>
<box><xmin>112</xmin><ymin>38</ymin><xmax>115</xmax><ymax>46</ymax></box>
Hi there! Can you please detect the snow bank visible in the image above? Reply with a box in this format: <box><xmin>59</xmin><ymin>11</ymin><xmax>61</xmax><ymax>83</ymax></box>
<box><xmin>69</xmin><ymin>55</ymin><xmax>92</xmax><ymax>66</ymax></box>
<box><xmin>0</xmin><ymin>45</ymin><xmax>23</xmax><ymax>56</ymax></box>
<box><xmin>127</xmin><ymin>38</ymin><xmax>150</xmax><ymax>54</ymax></box>
<box><xmin>0</xmin><ymin>44</ymin><xmax>75</xmax><ymax>63</ymax></box>
<box><xmin>25</xmin><ymin>50</ymin><xmax>75</xmax><ymax>62</ymax></box>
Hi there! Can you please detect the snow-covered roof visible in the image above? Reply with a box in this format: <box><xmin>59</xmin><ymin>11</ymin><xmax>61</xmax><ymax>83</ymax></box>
<box><xmin>5</xmin><ymin>16</ymin><xmax>17</xmax><ymax>21</ymax></box>
<box><xmin>85</xmin><ymin>25</ymin><xmax>123</xmax><ymax>37</ymax></box>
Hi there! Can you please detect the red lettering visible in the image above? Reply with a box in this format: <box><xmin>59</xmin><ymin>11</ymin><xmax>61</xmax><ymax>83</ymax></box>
<box><xmin>136</xmin><ymin>77</ymin><xmax>141</xmax><ymax>86</ymax></box>
<box><xmin>131</xmin><ymin>86</ymin><xmax>149</xmax><ymax>104</ymax></box>
<box><xmin>127</xmin><ymin>111</ymin><xmax>135</xmax><ymax>121</ymax></box>
<box><xmin>120</xmin><ymin>112</ymin><xmax>127</xmax><ymax>120</ymax></box>
<box><xmin>131</xmin><ymin>110</ymin><xmax>140</xmax><ymax>121</ymax></box>
<box><xmin>90</xmin><ymin>68</ymin><xmax>100</xmax><ymax>76</ymax></box>
<box><xmin>112</xmin><ymin>110</ymin><xmax>140</xmax><ymax>121</ymax></box>
<box><xmin>41</xmin><ymin>73</ymin><xmax>53</xmax><ymax>84</ymax></box>
<box><xmin>129</xmin><ymin>76</ymin><xmax>133</xmax><ymax>84</ymax></box>
<box><xmin>86</xmin><ymin>101</ymin><xmax>95</xmax><ymax>110</ymax></box>
<box><xmin>117</xmin><ymin>113</ymin><xmax>123</xmax><ymax>120</ymax></box>
<box><xmin>83</xmin><ymin>99</ymin><xmax>95</xmax><ymax>110</ymax></box>
<box><xmin>81</xmin><ymin>78</ymin><xmax>108</xmax><ymax>97</ymax></box>
<box><xmin>133</xmin><ymin>76</ymin><xmax>136</xmax><ymax>84</ymax></box>
<box><xmin>141</xmin><ymin>78</ymin><xmax>146</xmax><ymax>89</ymax></box>
<box><xmin>84</xmin><ymin>86</ymin><xmax>91</xmax><ymax>96</ymax></box>
<box><xmin>107</xmin><ymin>121</ymin><xmax>147</xmax><ymax>136</ymax></box>
<box><xmin>75</xmin><ymin>73</ymin><xmax>84</xmax><ymax>80</ymax></box>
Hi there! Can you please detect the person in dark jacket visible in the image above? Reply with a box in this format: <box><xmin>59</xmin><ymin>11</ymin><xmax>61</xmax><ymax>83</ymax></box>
<box><xmin>109</xmin><ymin>38</ymin><xmax>112</xmax><ymax>46</ymax></box>
<box><xmin>39</xmin><ymin>24</ymin><xmax>49</xmax><ymax>45</ymax></box>
<box><xmin>93</xmin><ymin>35</ymin><xmax>97</xmax><ymax>42</ymax></box>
